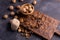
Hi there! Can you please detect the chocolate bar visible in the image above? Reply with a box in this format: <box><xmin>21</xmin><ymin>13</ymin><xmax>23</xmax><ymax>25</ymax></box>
<box><xmin>19</xmin><ymin>11</ymin><xmax>60</xmax><ymax>40</ymax></box>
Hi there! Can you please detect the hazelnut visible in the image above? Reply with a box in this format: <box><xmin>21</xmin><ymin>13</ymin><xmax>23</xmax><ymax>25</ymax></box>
<box><xmin>19</xmin><ymin>18</ymin><xmax>24</xmax><ymax>22</ymax></box>
<box><xmin>25</xmin><ymin>6</ymin><xmax>28</xmax><ymax>9</ymax></box>
<box><xmin>10</xmin><ymin>11</ymin><xmax>15</xmax><ymax>16</ymax></box>
<box><xmin>3</xmin><ymin>14</ymin><xmax>8</xmax><ymax>19</ymax></box>
<box><xmin>25</xmin><ymin>33</ymin><xmax>31</xmax><ymax>38</ymax></box>
<box><xmin>29</xmin><ymin>5</ymin><xmax>32</xmax><ymax>8</ymax></box>
<box><xmin>25</xmin><ymin>30</ymin><xmax>30</xmax><ymax>33</ymax></box>
<box><xmin>10</xmin><ymin>18</ymin><xmax>20</xmax><ymax>31</ymax></box>
<box><xmin>21</xmin><ymin>33</ymin><xmax>25</xmax><ymax>36</ymax></box>
<box><xmin>9</xmin><ymin>5</ymin><xmax>14</xmax><ymax>11</ymax></box>
<box><xmin>14</xmin><ymin>16</ymin><xmax>18</xmax><ymax>19</ymax></box>
<box><xmin>23</xmin><ymin>8</ymin><xmax>27</xmax><ymax>13</ymax></box>
<box><xmin>32</xmin><ymin>0</ymin><xmax>37</xmax><ymax>5</ymax></box>
<box><xmin>18</xmin><ymin>28</ymin><xmax>21</xmax><ymax>32</ymax></box>
<box><xmin>28</xmin><ymin>8</ymin><xmax>32</xmax><ymax>13</ymax></box>
<box><xmin>16</xmin><ymin>5</ymin><xmax>21</xmax><ymax>9</ymax></box>
<box><xmin>21</xmin><ymin>29</ymin><xmax>25</xmax><ymax>32</ymax></box>
<box><xmin>11</xmin><ymin>0</ymin><xmax>16</xmax><ymax>3</ymax></box>
<box><xmin>25</xmin><ymin>30</ymin><xmax>28</xmax><ymax>33</ymax></box>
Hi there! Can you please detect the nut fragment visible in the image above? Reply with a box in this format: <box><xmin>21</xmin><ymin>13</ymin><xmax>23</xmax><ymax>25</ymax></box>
<box><xmin>9</xmin><ymin>5</ymin><xmax>14</xmax><ymax>11</ymax></box>
<box><xmin>32</xmin><ymin>0</ymin><xmax>37</xmax><ymax>5</ymax></box>
<box><xmin>11</xmin><ymin>0</ymin><xmax>16</xmax><ymax>3</ymax></box>
<box><xmin>3</xmin><ymin>14</ymin><xmax>8</xmax><ymax>19</ymax></box>
<box><xmin>10</xmin><ymin>11</ymin><xmax>15</xmax><ymax>16</ymax></box>
<box><xmin>10</xmin><ymin>18</ymin><xmax>20</xmax><ymax>31</ymax></box>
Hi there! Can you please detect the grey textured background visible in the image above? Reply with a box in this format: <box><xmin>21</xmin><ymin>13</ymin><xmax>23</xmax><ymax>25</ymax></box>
<box><xmin>0</xmin><ymin>0</ymin><xmax>60</xmax><ymax>40</ymax></box>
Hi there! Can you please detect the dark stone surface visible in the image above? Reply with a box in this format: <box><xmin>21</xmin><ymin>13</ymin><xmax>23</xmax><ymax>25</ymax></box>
<box><xmin>0</xmin><ymin>0</ymin><xmax>60</xmax><ymax>40</ymax></box>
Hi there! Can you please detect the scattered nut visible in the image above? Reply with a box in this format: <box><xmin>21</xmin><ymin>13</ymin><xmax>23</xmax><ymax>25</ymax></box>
<box><xmin>21</xmin><ymin>33</ymin><xmax>25</xmax><ymax>36</ymax></box>
<box><xmin>14</xmin><ymin>16</ymin><xmax>18</xmax><ymax>19</ymax></box>
<box><xmin>10</xmin><ymin>11</ymin><xmax>15</xmax><ymax>16</ymax></box>
<box><xmin>18</xmin><ymin>28</ymin><xmax>21</xmax><ymax>32</ymax></box>
<box><xmin>32</xmin><ymin>0</ymin><xmax>37</xmax><ymax>5</ymax></box>
<box><xmin>25</xmin><ymin>33</ymin><xmax>31</xmax><ymax>38</ymax></box>
<box><xmin>19</xmin><ymin>18</ymin><xmax>24</xmax><ymax>22</ymax></box>
<box><xmin>3</xmin><ymin>14</ymin><xmax>8</xmax><ymax>19</ymax></box>
<box><xmin>10</xmin><ymin>18</ymin><xmax>20</xmax><ymax>31</ymax></box>
<box><xmin>21</xmin><ymin>29</ymin><xmax>25</xmax><ymax>33</ymax></box>
<box><xmin>16</xmin><ymin>5</ymin><xmax>21</xmax><ymax>9</ymax></box>
<box><xmin>25</xmin><ymin>30</ymin><xmax>30</xmax><ymax>33</ymax></box>
<box><xmin>11</xmin><ymin>0</ymin><xmax>16</xmax><ymax>3</ymax></box>
<box><xmin>9</xmin><ymin>5</ymin><xmax>14</xmax><ymax>11</ymax></box>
